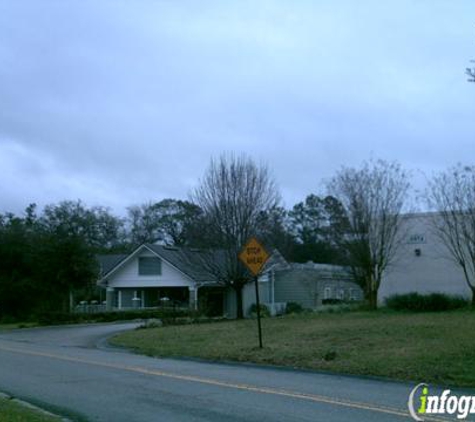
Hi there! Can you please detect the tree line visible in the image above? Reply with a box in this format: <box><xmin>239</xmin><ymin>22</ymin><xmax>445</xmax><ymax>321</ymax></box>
<box><xmin>1</xmin><ymin>154</ymin><xmax>475</xmax><ymax>319</ymax></box>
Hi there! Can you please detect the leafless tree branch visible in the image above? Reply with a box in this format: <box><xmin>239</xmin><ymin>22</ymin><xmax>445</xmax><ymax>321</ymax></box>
<box><xmin>328</xmin><ymin>159</ymin><xmax>410</xmax><ymax>309</ymax></box>
<box><xmin>426</xmin><ymin>164</ymin><xmax>475</xmax><ymax>304</ymax></box>
<box><xmin>191</xmin><ymin>153</ymin><xmax>280</xmax><ymax>318</ymax></box>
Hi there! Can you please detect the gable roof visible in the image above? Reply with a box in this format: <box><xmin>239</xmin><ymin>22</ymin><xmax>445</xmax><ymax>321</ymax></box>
<box><xmin>97</xmin><ymin>244</ymin><xmax>221</xmax><ymax>284</ymax></box>
<box><xmin>262</xmin><ymin>248</ymin><xmax>291</xmax><ymax>272</ymax></box>
<box><xmin>97</xmin><ymin>243</ymin><xmax>290</xmax><ymax>285</ymax></box>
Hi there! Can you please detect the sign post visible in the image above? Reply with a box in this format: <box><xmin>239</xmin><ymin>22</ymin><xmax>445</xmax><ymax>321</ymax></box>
<box><xmin>239</xmin><ymin>237</ymin><xmax>270</xmax><ymax>349</ymax></box>
<box><xmin>253</xmin><ymin>273</ymin><xmax>263</xmax><ymax>348</ymax></box>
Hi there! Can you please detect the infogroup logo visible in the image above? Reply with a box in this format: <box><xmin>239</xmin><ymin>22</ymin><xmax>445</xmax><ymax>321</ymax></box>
<box><xmin>408</xmin><ymin>383</ymin><xmax>475</xmax><ymax>420</ymax></box>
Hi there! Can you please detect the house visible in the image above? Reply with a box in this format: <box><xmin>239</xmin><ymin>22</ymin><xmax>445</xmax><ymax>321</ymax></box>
<box><xmin>97</xmin><ymin>243</ymin><xmax>289</xmax><ymax>318</ymax></box>
<box><xmin>272</xmin><ymin>262</ymin><xmax>364</xmax><ymax>309</ymax></box>
<box><xmin>378</xmin><ymin>212</ymin><xmax>473</xmax><ymax>304</ymax></box>
<box><xmin>98</xmin><ymin>244</ymin><xmax>214</xmax><ymax>312</ymax></box>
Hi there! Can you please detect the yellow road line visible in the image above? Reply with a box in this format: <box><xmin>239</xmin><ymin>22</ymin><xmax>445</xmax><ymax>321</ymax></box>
<box><xmin>0</xmin><ymin>344</ymin><xmax>453</xmax><ymax>421</ymax></box>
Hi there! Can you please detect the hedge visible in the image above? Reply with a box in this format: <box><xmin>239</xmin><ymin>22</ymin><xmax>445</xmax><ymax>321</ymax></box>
<box><xmin>35</xmin><ymin>308</ymin><xmax>192</xmax><ymax>325</ymax></box>
<box><xmin>385</xmin><ymin>292</ymin><xmax>469</xmax><ymax>312</ymax></box>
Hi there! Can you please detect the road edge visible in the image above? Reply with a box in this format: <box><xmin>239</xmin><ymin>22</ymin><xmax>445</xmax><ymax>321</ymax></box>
<box><xmin>0</xmin><ymin>391</ymin><xmax>73</xmax><ymax>422</ymax></box>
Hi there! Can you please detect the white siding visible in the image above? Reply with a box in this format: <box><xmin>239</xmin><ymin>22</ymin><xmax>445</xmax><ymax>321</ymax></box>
<box><xmin>379</xmin><ymin>214</ymin><xmax>472</xmax><ymax>303</ymax></box>
<box><xmin>105</xmin><ymin>249</ymin><xmax>194</xmax><ymax>289</ymax></box>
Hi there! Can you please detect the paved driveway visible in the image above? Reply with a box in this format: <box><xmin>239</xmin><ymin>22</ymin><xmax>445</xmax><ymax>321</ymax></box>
<box><xmin>0</xmin><ymin>323</ymin><xmax>453</xmax><ymax>421</ymax></box>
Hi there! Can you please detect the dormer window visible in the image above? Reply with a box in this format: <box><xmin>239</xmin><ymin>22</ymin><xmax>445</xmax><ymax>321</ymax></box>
<box><xmin>138</xmin><ymin>257</ymin><xmax>162</xmax><ymax>275</ymax></box>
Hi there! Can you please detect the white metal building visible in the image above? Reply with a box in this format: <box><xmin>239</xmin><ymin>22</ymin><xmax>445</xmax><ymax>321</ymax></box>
<box><xmin>378</xmin><ymin>213</ymin><xmax>472</xmax><ymax>303</ymax></box>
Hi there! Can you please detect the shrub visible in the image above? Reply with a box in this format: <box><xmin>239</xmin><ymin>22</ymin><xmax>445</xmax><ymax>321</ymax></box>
<box><xmin>385</xmin><ymin>292</ymin><xmax>469</xmax><ymax>312</ymax></box>
<box><xmin>137</xmin><ymin>319</ymin><xmax>163</xmax><ymax>329</ymax></box>
<box><xmin>0</xmin><ymin>315</ymin><xmax>20</xmax><ymax>324</ymax></box>
<box><xmin>36</xmin><ymin>308</ymin><xmax>192</xmax><ymax>325</ymax></box>
<box><xmin>323</xmin><ymin>350</ymin><xmax>337</xmax><ymax>361</ymax></box>
<box><xmin>248</xmin><ymin>303</ymin><xmax>270</xmax><ymax>318</ymax></box>
<box><xmin>322</xmin><ymin>299</ymin><xmax>344</xmax><ymax>305</ymax></box>
<box><xmin>285</xmin><ymin>302</ymin><xmax>304</xmax><ymax>314</ymax></box>
<box><xmin>317</xmin><ymin>304</ymin><xmax>360</xmax><ymax>314</ymax></box>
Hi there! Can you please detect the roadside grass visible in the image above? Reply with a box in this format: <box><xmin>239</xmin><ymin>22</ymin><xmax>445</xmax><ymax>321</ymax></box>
<box><xmin>0</xmin><ymin>322</ymin><xmax>38</xmax><ymax>331</ymax></box>
<box><xmin>0</xmin><ymin>397</ymin><xmax>61</xmax><ymax>422</ymax></box>
<box><xmin>110</xmin><ymin>309</ymin><xmax>475</xmax><ymax>388</ymax></box>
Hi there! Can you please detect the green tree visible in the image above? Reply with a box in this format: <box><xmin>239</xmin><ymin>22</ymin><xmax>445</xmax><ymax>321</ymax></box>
<box><xmin>255</xmin><ymin>206</ymin><xmax>294</xmax><ymax>259</ymax></box>
<box><xmin>152</xmin><ymin>199</ymin><xmax>203</xmax><ymax>246</ymax></box>
<box><xmin>288</xmin><ymin>194</ymin><xmax>348</xmax><ymax>264</ymax></box>
<box><xmin>42</xmin><ymin>200</ymin><xmax>125</xmax><ymax>252</ymax></box>
<box><xmin>0</xmin><ymin>212</ymin><xmax>38</xmax><ymax>318</ymax></box>
<box><xmin>127</xmin><ymin>199</ymin><xmax>202</xmax><ymax>246</ymax></box>
<box><xmin>34</xmin><ymin>231</ymin><xmax>98</xmax><ymax>312</ymax></box>
<box><xmin>0</xmin><ymin>202</ymin><xmax>103</xmax><ymax>318</ymax></box>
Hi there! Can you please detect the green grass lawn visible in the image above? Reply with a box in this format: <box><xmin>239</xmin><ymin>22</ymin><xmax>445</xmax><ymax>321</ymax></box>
<box><xmin>0</xmin><ymin>397</ymin><xmax>60</xmax><ymax>422</ymax></box>
<box><xmin>111</xmin><ymin>310</ymin><xmax>475</xmax><ymax>388</ymax></box>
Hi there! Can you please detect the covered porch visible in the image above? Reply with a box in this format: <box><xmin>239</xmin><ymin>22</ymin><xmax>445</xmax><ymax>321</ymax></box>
<box><xmin>105</xmin><ymin>285</ymin><xmax>225</xmax><ymax>315</ymax></box>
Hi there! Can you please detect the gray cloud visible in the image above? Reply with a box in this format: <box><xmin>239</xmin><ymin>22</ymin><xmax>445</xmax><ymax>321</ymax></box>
<box><xmin>1</xmin><ymin>0</ymin><xmax>474</xmax><ymax>214</ymax></box>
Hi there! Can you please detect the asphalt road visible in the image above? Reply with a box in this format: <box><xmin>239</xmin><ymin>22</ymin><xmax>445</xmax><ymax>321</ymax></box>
<box><xmin>0</xmin><ymin>323</ymin><xmax>456</xmax><ymax>421</ymax></box>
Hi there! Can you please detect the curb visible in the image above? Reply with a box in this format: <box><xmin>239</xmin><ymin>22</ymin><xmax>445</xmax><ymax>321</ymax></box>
<box><xmin>0</xmin><ymin>391</ymin><xmax>73</xmax><ymax>422</ymax></box>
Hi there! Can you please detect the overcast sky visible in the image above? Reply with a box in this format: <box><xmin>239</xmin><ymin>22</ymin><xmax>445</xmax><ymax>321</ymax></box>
<box><xmin>1</xmin><ymin>1</ymin><xmax>474</xmax><ymax>216</ymax></box>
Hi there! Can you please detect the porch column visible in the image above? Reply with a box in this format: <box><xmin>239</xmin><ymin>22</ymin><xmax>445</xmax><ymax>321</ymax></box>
<box><xmin>132</xmin><ymin>290</ymin><xmax>141</xmax><ymax>309</ymax></box>
<box><xmin>106</xmin><ymin>287</ymin><xmax>115</xmax><ymax>311</ymax></box>
<box><xmin>189</xmin><ymin>286</ymin><xmax>198</xmax><ymax>311</ymax></box>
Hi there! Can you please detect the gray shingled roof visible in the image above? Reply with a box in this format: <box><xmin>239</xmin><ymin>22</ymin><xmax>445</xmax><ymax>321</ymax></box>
<box><xmin>146</xmin><ymin>244</ymin><xmax>219</xmax><ymax>282</ymax></box>
<box><xmin>284</xmin><ymin>262</ymin><xmax>352</xmax><ymax>279</ymax></box>
<box><xmin>98</xmin><ymin>243</ymin><xmax>289</xmax><ymax>283</ymax></box>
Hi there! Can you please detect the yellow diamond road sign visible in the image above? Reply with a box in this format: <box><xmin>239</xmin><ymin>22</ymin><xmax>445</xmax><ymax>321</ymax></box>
<box><xmin>239</xmin><ymin>237</ymin><xmax>270</xmax><ymax>276</ymax></box>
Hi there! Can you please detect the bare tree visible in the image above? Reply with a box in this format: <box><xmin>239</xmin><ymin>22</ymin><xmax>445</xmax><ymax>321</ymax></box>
<box><xmin>467</xmin><ymin>60</ymin><xmax>475</xmax><ymax>82</ymax></box>
<box><xmin>426</xmin><ymin>164</ymin><xmax>475</xmax><ymax>305</ymax></box>
<box><xmin>328</xmin><ymin>159</ymin><xmax>410</xmax><ymax>309</ymax></box>
<box><xmin>191</xmin><ymin>154</ymin><xmax>280</xmax><ymax>318</ymax></box>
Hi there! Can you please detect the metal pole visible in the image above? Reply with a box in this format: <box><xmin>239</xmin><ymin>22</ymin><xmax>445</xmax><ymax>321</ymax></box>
<box><xmin>254</xmin><ymin>275</ymin><xmax>263</xmax><ymax>348</ymax></box>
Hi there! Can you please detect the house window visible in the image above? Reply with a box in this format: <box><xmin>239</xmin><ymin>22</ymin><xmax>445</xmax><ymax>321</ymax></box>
<box><xmin>324</xmin><ymin>287</ymin><xmax>332</xmax><ymax>300</ymax></box>
<box><xmin>337</xmin><ymin>289</ymin><xmax>345</xmax><ymax>300</ymax></box>
<box><xmin>349</xmin><ymin>288</ymin><xmax>357</xmax><ymax>301</ymax></box>
<box><xmin>138</xmin><ymin>257</ymin><xmax>162</xmax><ymax>275</ymax></box>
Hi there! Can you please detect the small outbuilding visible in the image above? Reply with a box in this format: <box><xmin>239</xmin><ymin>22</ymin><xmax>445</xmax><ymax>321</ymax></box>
<box><xmin>273</xmin><ymin>262</ymin><xmax>364</xmax><ymax>309</ymax></box>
